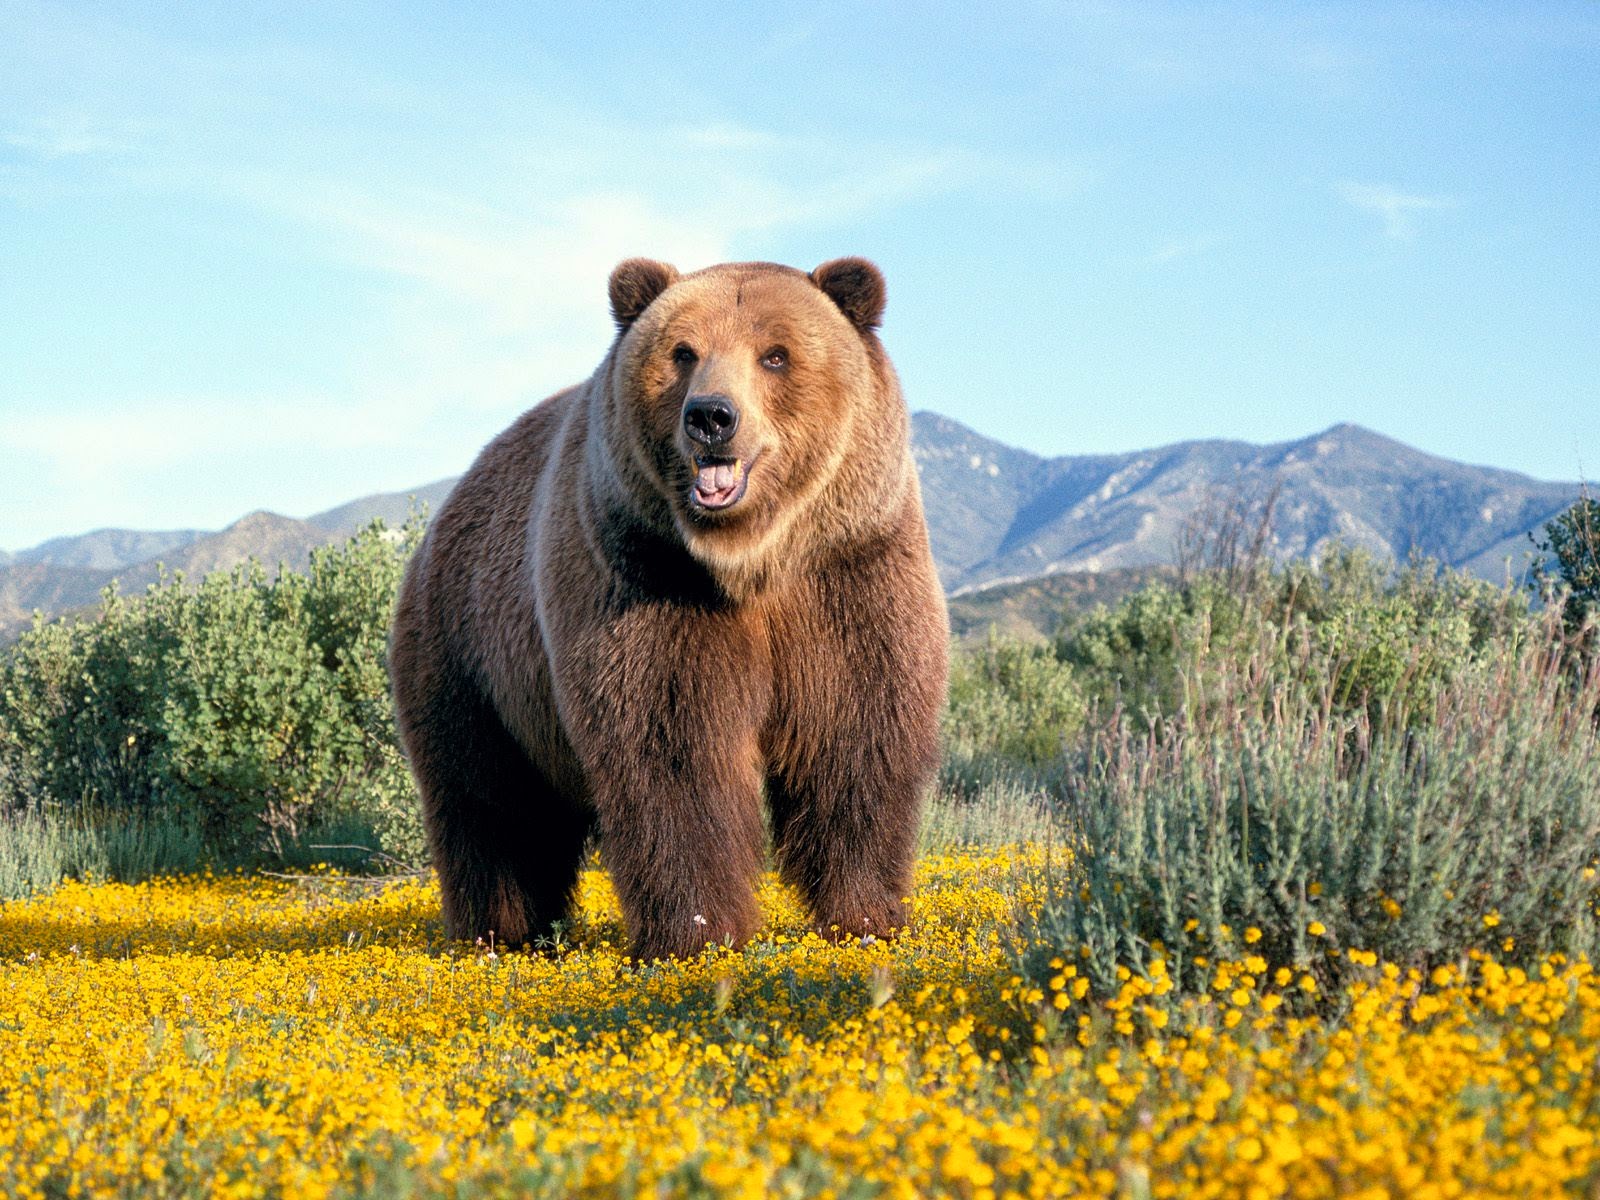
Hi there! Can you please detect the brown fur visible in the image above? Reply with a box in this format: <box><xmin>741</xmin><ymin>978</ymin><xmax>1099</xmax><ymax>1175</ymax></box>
<box><xmin>389</xmin><ymin>258</ymin><xmax>948</xmax><ymax>960</ymax></box>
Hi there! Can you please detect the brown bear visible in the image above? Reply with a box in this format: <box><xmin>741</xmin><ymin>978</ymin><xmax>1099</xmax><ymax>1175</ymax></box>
<box><xmin>389</xmin><ymin>257</ymin><xmax>948</xmax><ymax>960</ymax></box>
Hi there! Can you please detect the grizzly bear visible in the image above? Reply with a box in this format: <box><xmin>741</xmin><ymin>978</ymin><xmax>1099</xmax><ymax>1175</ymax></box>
<box><xmin>389</xmin><ymin>257</ymin><xmax>948</xmax><ymax>960</ymax></box>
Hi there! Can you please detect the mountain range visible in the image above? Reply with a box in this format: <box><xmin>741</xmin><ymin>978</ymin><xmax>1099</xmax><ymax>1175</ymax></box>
<box><xmin>1</xmin><ymin>413</ymin><xmax>1582</xmax><ymax>640</ymax></box>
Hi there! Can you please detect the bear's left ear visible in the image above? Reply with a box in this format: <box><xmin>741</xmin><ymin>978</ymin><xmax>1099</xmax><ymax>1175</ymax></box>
<box><xmin>811</xmin><ymin>257</ymin><xmax>886</xmax><ymax>331</ymax></box>
<box><xmin>609</xmin><ymin>258</ymin><xmax>679</xmax><ymax>330</ymax></box>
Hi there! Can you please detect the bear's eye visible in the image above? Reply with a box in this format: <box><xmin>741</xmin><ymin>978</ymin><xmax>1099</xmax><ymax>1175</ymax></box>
<box><xmin>760</xmin><ymin>348</ymin><xmax>788</xmax><ymax>371</ymax></box>
<box><xmin>672</xmin><ymin>344</ymin><xmax>698</xmax><ymax>366</ymax></box>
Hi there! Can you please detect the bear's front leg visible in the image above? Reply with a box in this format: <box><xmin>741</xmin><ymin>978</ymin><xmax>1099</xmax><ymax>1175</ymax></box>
<box><xmin>766</xmin><ymin>743</ymin><xmax>934</xmax><ymax>942</ymax></box>
<box><xmin>551</xmin><ymin>603</ymin><xmax>772</xmax><ymax>961</ymax></box>
<box><xmin>596</xmin><ymin>752</ymin><xmax>767</xmax><ymax>961</ymax></box>
<box><xmin>765</xmin><ymin>553</ymin><xmax>948</xmax><ymax>942</ymax></box>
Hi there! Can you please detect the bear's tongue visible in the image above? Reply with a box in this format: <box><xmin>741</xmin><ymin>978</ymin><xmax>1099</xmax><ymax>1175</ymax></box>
<box><xmin>698</xmin><ymin>460</ymin><xmax>738</xmax><ymax>492</ymax></box>
<box><xmin>694</xmin><ymin>459</ymin><xmax>743</xmax><ymax>505</ymax></box>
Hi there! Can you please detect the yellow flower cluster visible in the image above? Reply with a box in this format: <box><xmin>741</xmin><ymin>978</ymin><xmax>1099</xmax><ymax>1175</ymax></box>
<box><xmin>2</xmin><ymin>848</ymin><xmax>1598</xmax><ymax>1198</ymax></box>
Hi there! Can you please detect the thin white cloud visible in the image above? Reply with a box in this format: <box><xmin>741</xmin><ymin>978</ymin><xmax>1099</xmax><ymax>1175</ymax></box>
<box><xmin>5</xmin><ymin>393</ymin><xmax>410</xmax><ymax>481</ymax></box>
<box><xmin>0</xmin><ymin>387</ymin><xmax>493</xmax><ymax>546</ymax></box>
<box><xmin>1</xmin><ymin>114</ymin><xmax>140</xmax><ymax>159</ymax></box>
<box><xmin>1337</xmin><ymin>180</ymin><xmax>1456</xmax><ymax>239</ymax></box>
<box><xmin>254</xmin><ymin>179</ymin><xmax>727</xmax><ymax>341</ymax></box>
<box><xmin>671</xmin><ymin>121</ymin><xmax>778</xmax><ymax>150</ymax></box>
<box><xmin>218</xmin><ymin>134</ymin><xmax>1017</xmax><ymax>347</ymax></box>
<box><xmin>1144</xmin><ymin>232</ymin><xmax>1223</xmax><ymax>266</ymax></box>
<box><xmin>3</xmin><ymin>129</ymin><xmax>117</xmax><ymax>157</ymax></box>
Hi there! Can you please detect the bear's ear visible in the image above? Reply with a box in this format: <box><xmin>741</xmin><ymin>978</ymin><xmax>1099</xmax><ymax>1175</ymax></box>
<box><xmin>810</xmin><ymin>257</ymin><xmax>886</xmax><ymax>331</ymax></box>
<box><xmin>608</xmin><ymin>258</ymin><xmax>679</xmax><ymax>330</ymax></box>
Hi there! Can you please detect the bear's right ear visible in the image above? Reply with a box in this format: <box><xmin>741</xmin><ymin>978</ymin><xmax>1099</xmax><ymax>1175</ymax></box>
<box><xmin>608</xmin><ymin>259</ymin><xmax>679</xmax><ymax>330</ymax></box>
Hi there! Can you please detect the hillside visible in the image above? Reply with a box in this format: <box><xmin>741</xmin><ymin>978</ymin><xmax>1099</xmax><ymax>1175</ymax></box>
<box><xmin>2</xmin><ymin>413</ymin><xmax>1582</xmax><ymax>639</ymax></box>
<box><xmin>945</xmin><ymin>566</ymin><xmax>1170</xmax><ymax>642</ymax></box>
<box><xmin>304</xmin><ymin>479</ymin><xmax>457</xmax><ymax>539</ymax></box>
<box><xmin>0</xmin><ymin>512</ymin><xmax>335</xmax><ymax>639</ymax></box>
<box><xmin>2</xmin><ymin>527</ymin><xmax>204</xmax><ymax>572</ymax></box>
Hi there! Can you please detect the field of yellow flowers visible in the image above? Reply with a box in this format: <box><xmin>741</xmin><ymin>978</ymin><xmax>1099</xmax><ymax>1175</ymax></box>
<box><xmin>4</xmin><ymin>847</ymin><xmax>1600</xmax><ymax>1199</ymax></box>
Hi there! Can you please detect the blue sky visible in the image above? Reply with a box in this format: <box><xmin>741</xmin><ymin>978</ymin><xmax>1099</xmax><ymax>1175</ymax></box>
<box><xmin>2</xmin><ymin>2</ymin><xmax>1596</xmax><ymax>550</ymax></box>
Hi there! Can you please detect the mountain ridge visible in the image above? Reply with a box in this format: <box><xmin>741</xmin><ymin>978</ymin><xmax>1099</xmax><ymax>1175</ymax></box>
<box><xmin>910</xmin><ymin>414</ymin><xmax>1577</xmax><ymax>592</ymax></box>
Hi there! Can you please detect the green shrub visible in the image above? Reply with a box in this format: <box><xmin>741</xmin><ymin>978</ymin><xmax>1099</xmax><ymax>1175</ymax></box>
<box><xmin>0</xmin><ymin>520</ymin><xmax>425</xmax><ymax>872</ymax></box>
<box><xmin>1288</xmin><ymin>549</ymin><xmax>1536</xmax><ymax>721</ymax></box>
<box><xmin>942</xmin><ymin>633</ymin><xmax>1087</xmax><ymax>792</ymax></box>
<box><xmin>1530</xmin><ymin>493</ymin><xmax>1600</xmax><ymax>631</ymax></box>
<box><xmin>1054</xmin><ymin>575</ymin><xmax>1213</xmax><ymax>724</ymax></box>
<box><xmin>1056</xmin><ymin>548</ymin><xmax>1533</xmax><ymax>730</ymax></box>
<box><xmin>1023</xmin><ymin>602</ymin><xmax>1600</xmax><ymax>998</ymax></box>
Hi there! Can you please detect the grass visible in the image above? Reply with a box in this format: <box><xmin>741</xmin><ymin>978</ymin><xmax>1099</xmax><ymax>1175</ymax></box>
<box><xmin>0</xmin><ymin>807</ymin><xmax>207</xmax><ymax>901</ymax></box>
<box><xmin>0</xmin><ymin>806</ymin><xmax>403</xmax><ymax>901</ymax></box>
<box><xmin>917</xmin><ymin>778</ymin><xmax>1063</xmax><ymax>853</ymax></box>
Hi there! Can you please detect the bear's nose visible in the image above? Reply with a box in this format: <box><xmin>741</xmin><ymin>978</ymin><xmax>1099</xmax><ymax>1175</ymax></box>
<box><xmin>683</xmin><ymin>395</ymin><xmax>740</xmax><ymax>447</ymax></box>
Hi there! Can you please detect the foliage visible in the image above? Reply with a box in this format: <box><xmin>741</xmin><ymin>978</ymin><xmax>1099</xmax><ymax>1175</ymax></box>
<box><xmin>944</xmin><ymin>550</ymin><xmax>1538</xmax><ymax>804</ymax></box>
<box><xmin>930</xmin><ymin>549</ymin><xmax>1600</xmax><ymax>1000</ymax></box>
<box><xmin>0</xmin><ymin>520</ymin><xmax>425</xmax><ymax>873</ymax></box>
<box><xmin>917</xmin><ymin>778</ymin><xmax>1063</xmax><ymax>853</ymax></box>
<box><xmin>1055</xmin><ymin>547</ymin><xmax>1533</xmax><ymax>728</ymax></box>
<box><xmin>941</xmin><ymin>633</ymin><xmax>1086</xmax><ymax>791</ymax></box>
<box><xmin>1173</xmin><ymin>477</ymin><xmax>1282</xmax><ymax>594</ymax></box>
<box><xmin>1530</xmin><ymin>492</ymin><xmax>1600</xmax><ymax>629</ymax></box>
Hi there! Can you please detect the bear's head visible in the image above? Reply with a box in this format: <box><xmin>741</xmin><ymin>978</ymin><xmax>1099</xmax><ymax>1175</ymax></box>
<box><xmin>602</xmin><ymin>257</ymin><xmax>908</xmax><ymax>585</ymax></box>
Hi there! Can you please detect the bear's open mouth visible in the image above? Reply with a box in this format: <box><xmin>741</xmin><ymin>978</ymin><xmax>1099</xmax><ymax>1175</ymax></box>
<box><xmin>690</xmin><ymin>454</ymin><xmax>754</xmax><ymax>511</ymax></box>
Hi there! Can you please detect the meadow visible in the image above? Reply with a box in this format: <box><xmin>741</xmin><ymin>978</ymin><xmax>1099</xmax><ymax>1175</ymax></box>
<box><xmin>6</xmin><ymin>850</ymin><xmax>1600</xmax><ymax>1198</ymax></box>
<box><xmin>3</xmin><ymin>508</ymin><xmax>1600</xmax><ymax>1197</ymax></box>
